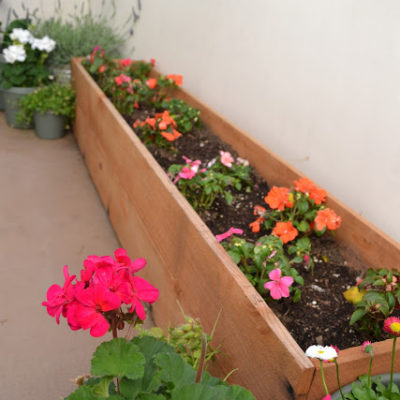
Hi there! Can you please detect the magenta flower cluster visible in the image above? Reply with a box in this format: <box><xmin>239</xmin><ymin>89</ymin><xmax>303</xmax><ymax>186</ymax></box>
<box><xmin>42</xmin><ymin>249</ymin><xmax>159</xmax><ymax>337</ymax></box>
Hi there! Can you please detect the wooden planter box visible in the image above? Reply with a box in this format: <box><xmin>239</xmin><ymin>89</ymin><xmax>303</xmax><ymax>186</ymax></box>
<box><xmin>71</xmin><ymin>58</ymin><xmax>400</xmax><ymax>400</ymax></box>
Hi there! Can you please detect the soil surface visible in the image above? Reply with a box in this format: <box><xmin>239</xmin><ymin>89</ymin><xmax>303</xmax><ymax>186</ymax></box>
<box><xmin>125</xmin><ymin>106</ymin><xmax>374</xmax><ymax>351</ymax></box>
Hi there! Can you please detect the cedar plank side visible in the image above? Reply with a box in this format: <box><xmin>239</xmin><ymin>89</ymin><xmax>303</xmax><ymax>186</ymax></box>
<box><xmin>72</xmin><ymin>58</ymin><xmax>315</xmax><ymax>399</ymax></box>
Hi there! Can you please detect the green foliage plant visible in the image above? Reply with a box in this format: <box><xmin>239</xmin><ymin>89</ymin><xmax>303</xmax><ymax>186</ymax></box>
<box><xmin>347</xmin><ymin>268</ymin><xmax>400</xmax><ymax>338</ymax></box>
<box><xmin>32</xmin><ymin>1</ymin><xmax>129</xmax><ymax>67</ymax></box>
<box><xmin>168</xmin><ymin>152</ymin><xmax>253</xmax><ymax>210</ymax></box>
<box><xmin>17</xmin><ymin>83</ymin><xmax>75</xmax><ymax>126</ymax></box>
<box><xmin>65</xmin><ymin>335</ymin><xmax>255</xmax><ymax>400</ymax></box>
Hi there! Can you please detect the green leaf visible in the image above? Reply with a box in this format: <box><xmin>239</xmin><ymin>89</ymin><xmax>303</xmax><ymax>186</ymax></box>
<box><xmin>137</xmin><ymin>395</ymin><xmax>166</xmax><ymax>400</ymax></box>
<box><xmin>154</xmin><ymin>352</ymin><xmax>196</xmax><ymax>389</ymax></box>
<box><xmin>92</xmin><ymin>377</ymin><xmax>113</xmax><ymax>397</ymax></box>
<box><xmin>65</xmin><ymin>386</ymin><xmax>97</xmax><ymax>400</ymax></box>
<box><xmin>349</xmin><ymin>308</ymin><xmax>367</xmax><ymax>325</ymax></box>
<box><xmin>91</xmin><ymin>338</ymin><xmax>145</xmax><ymax>380</ymax></box>
<box><xmin>227</xmin><ymin>250</ymin><xmax>241</xmax><ymax>264</ymax></box>
<box><xmin>297</xmin><ymin>220</ymin><xmax>310</xmax><ymax>233</ymax></box>
<box><xmin>171</xmin><ymin>383</ymin><xmax>256</xmax><ymax>400</ymax></box>
<box><xmin>293</xmin><ymin>288</ymin><xmax>302</xmax><ymax>303</ymax></box>
<box><xmin>297</xmin><ymin>199</ymin><xmax>309</xmax><ymax>214</ymax></box>
<box><xmin>224</xmin><ymin>191</ymin><xmax>233</xmax><ymax>205</ymax></box>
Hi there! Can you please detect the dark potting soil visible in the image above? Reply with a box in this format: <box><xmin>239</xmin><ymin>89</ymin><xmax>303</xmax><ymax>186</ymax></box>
<box><xmin>125</xmin><ymin>110</ymin><xmax>373</xmax><ymax>351</ymax></box>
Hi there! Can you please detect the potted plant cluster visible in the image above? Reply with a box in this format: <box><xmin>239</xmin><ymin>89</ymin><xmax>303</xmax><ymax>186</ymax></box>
<box><xmin>16</xmin><ymin>83</ymin><xmax>75</xmax><ymax>139</ymax></box>
<box><xmin>70</xmin><ymin>51</ymin><xmax>400</xmax><ymax>399</ymax></box>
<box><xmin>32</xmin><ymin>1</ymin><xmax>131</xmax><ymax>84</ymax></box>
<box><xmin>42</xmin><ymin>248</ymin><xmax>256</xmax><ymax>399</ymax></box>
<box><xmin>0</xmin><ymin>23</ymin><xmax>56</xmax><ymax>128</ymax></box>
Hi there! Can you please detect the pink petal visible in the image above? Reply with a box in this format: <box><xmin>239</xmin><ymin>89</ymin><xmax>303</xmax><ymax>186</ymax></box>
<box><xmin>132</xmin><ymin>276</ymin><xmax>159</xmax><ymax>303</ymax></box>
<box><xmin>279</xmin><ymin>284</ymin><xmax>290</xmax><ymax>298</ymax></box>
<box><xmin>89</xmin><ymin>314</ymin><xmax>110</xmax><ymax>337</ymax></box>
<box><xmin>268</xmin><ymin>268</ymin><xmax>282</xmax><ymax>281</ymax></box>
<box><xmin>131</xmin><ymin>257</ymin><xmax>146</xmax><ymax>273</ymax></box>
<box><xmin>281</xmin><ymin>276</ymin><xmax>294</xmax><ymax>287</ymax></box>
<box><xmin>135</xmin><ymin>300</ymin><xmax>146</xmax><ymax>320</ymax></box>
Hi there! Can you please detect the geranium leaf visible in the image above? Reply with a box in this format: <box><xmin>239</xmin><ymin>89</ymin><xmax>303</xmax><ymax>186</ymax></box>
<box><xmin>64</xmin><ymin>385</ymin><xmax>97</xmax><ymax>400</ymax></box>
<box><xmin>171</xmin><ymin>383</ymin><xmax>256</xmax><ymax>399</ymax></box>
<box><xmin>91</xmin><ymin>338</ymin><xmax>145</xmax><ymax>380</ymax></box>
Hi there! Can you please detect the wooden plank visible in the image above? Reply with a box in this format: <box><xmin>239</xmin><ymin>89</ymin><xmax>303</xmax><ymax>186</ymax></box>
<box><xmin>72</xmin><ymin>58</ymin><xmax>315</xmax><ymax>399</ymax></box>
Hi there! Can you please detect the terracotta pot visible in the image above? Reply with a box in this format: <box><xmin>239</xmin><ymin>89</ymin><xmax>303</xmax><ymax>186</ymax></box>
<box><xmin>71</xmin><ymin>58</ymin><xmax>400</xmax><ymax>400</ymax></box>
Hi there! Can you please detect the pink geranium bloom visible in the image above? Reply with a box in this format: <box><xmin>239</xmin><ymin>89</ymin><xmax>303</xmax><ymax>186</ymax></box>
<box><xmin>42</xmin><ymin>265</ymin><xmax>76</xmax><ymax>324</ymax></box>
<box><xmin>264</xmin><ymin>268</ymin><xmax>293</xmax><ymax>300</ymax></box>
<box><xmin>81</xmin><ymin>255</ymin><xmax>116</xmax><ymax>282</ymax></box>
<box><xmin>219</xmin><ymin>151</ymin><xmax>234</xmax><ymax>167</ymax></box>
<box><xmin>216</xmin><ymin>227</ymin><xmax>243</xmax><ymax>242</ymax></box>
<box><xmin>126</xmin><ymin>276</ymin><xmax>159</xmax><ymax>320</ymax></box>
<box><xmin>74</xmin><ymin>284</ymin><xmax>121</xmax><ymax>337</ymax></box>
<box><xmin>114</xmin><ymin>248</ymin><xmax>146</xmax><ymax>274</ymax></box>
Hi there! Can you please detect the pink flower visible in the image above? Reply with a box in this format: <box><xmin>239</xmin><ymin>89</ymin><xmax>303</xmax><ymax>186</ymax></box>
<box><xmin>126</xmin><ymin>276</ymin><xmax>159</xmax><ymax>320</ymax></box>
<box><xmin>384</xmin><ymin>317</ymin><xmax>400</xmax><ymax>336</ymax></box>
<box><xmin>114</xmin><ymin>248</ymin><xmax>146</xmax><ymax>274</ymax></box>
<box><xmin>150</xmin><ymin>58</ymin><xmax>156</xmax><ymax>67</ymax></box>
<box><xmin>81</xmin><ymin>255</ymin><xmax>116</xmax><ymax>282</ymax></box>
<box><xmin>42</xmin><ymin>265</ymin><xmax>76</xmax><ymax>324</ymax></box>
<box><xmin>304</xmin><ymin>254</ymin><xmax>310</xmax><ymax>265</ymax></box>
<box><xmin>119</xmin><ymin>58</ymin><xmax>132</xmax><ymax>67</ymax></box>
<box><xmin>74</xmin><ymin>284</ymin><xmax>122</xmax><ymax>337</ymax></box>
<box><xmin>362</xmin><ymin>341</ymin><xmax>373</xmax><ymax>354</ymax></box>
<box><xmin>264</xmin><ymin>269</ymin><xmax>293</xmax><ymax>300</ymax></box>
<box><xmin>115</xmin><ymin>73</ymin><xmax>131</xmax><ymax>86</ymax></box>
<box><xmin>322</xmin><ymin>395</ymin><xmax>331</xmax><ymax>400</ymax></box>
<box><xmin>219</xmin><ymin>151</ymin><xmax>234</xmax><ymax>167</ymax></box>
<box><xmin>173</xmin><ymin>159</ymin><xmax>202</xmax><ymax>183</ymax></box>
<box><xmin>216</xmin><ymin>227</ymin><xmax>243</xmax><ymax>242</ymax></box>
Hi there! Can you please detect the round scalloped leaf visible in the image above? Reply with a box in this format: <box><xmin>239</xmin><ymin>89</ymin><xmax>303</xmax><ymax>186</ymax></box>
<box><xmin>91</xmin><ymin>338</ymin><xmax>145</xmax><ymax>380</ymax></box>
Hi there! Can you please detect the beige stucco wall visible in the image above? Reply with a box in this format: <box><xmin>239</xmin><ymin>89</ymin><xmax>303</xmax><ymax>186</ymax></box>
<box><xmin>2</xmin><ymin>0</ymin><xmax>399</xmax><ymax>243</ymax></box>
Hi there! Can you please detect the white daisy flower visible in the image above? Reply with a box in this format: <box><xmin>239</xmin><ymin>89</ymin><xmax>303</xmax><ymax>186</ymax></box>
<box><xmin>305</xmin><ymin>345</ymin><xmax>338</xmax><ymax>361</ymax></box>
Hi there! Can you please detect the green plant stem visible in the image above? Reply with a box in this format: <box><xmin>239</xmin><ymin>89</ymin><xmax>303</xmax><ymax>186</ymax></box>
<box><xmin>389</xmin><ymin>336</ymin><xmax>397</xmax><ymax>396</ymax></box>
<box><xmin>319</xmin><ymin>360</ymin><xmax>329</xmax><ymax>396</ymax></box>
<box><xmin>195</xmin><ymin>334</ymin><xmax>207</xmax><ymax>383</ymax></box>
<box><xmin>367</xmin><ymin>353</ymin><xmax>373</xmax><ymax>389</ymax></box>
<box><xmin>334</xmin><ymin>359</ymin><xmax>345</xmax><ymax>400</ymax></box>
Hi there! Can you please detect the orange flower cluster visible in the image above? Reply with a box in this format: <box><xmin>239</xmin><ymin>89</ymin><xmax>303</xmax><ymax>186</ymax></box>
<box><xmin>133</xmin><ymin>111</ymin><xmax>182</xmax><ymax>142</ymax></box>
<box><xmin>314</xmin><ymin>208</ymin><xmax>342</xmax><ymax>231</ymax></box>
<box><xmin>264</xmin><ymin>186</ymin><xmax>293</xmax><ymax>211</ymax></box>
<box><xmin>249</xmin><ymin>205</ymin><xmax>267</xmax><ymax>233</ymax></box>
<box><xmin>272</xmin><ymin>221</ymin><xmax>298</xmax><ymax>244</ymax></box>
<box><xmin>166</xmin><ymin>74</ymin><xmax>183</xmax><ymax>86</ymax></box>
<box><xmin>294</xmin><ymin>177</ymin><xmax>327</xmax><ymax>205</ymax></box>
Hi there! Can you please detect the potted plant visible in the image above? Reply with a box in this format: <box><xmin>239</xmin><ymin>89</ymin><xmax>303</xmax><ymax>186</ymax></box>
<box><xmin>0</xmin><ymin>26</ymin><xmax>56</xmax><ymax>128</ymax></box>
<box><xmin>42</xmin><ymin>249</ymin><xmax>256</xmax><ymax>399</ymax></box>
<box><xmin>307</xmin><ymin>318</ymin><xmax>400</xmax><ymax>399</ymax></box>
<box><xmin>70</xmin><ymin>57</ymin><xmax>400</xmax><ymax>399</ymax></box>
<box><xmin>32</xmin><ymin>1</ymin><xmax>130</xmax><ymax>84</ymax></box>
<box><xmin>16</xmin><ymin>83</ymin><xmax>75</xmax><ymax>139</ymax></box>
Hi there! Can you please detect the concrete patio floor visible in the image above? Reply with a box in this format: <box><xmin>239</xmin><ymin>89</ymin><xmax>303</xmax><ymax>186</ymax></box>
<box><xmin>0</xmin><ymin>113</ymin><xmax>153</xmax><ymax>399</ymax></box>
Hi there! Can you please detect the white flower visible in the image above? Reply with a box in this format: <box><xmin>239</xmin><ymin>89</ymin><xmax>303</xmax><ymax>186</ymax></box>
<box><xmin>3</xmin><ymin>45</ymin><xmax>26</xmax><ymax>63</ymax></box>
<box><xmin>31</xmin><ymin>36</ymin><xmax>56</xmax><ymax>53</ymax></box>
<box><xmin>305</xmin><ymin>345</ymin><xmax>338</xmax><ymax>361</ymax></box>
<box><xmin>236</xmin><ymin>157</ymin><xmax>249</xmax><ymax>166</ymax></box>
<box><xmin>9</xmin><ymin>28</ymin><xmax>33</xmax><ymax>45</ymax></box>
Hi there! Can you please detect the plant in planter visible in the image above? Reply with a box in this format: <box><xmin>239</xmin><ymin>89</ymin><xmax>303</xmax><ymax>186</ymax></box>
<box><xmin>0</xmin><ymin>26</ymin><xmax>56</xmax><ymax>128</ymax></box>
<box><xmin>306</xmin><ymin>317</ymin><xmax>400</xmax><ymax>399</ymax></box>
<box><xmin>42</xmin><ymin>249</ymin><xmax>255</xmax><ymax>399</ymax></box>
<box><xmin>71</xmin><ymin>57</ymin><xmax>400</xmax><ymax>399</ymax></box>
<box><xmin>16</xmin><ymin>83</ymin><xmax>75</xmax><ymax>139</ymax></box>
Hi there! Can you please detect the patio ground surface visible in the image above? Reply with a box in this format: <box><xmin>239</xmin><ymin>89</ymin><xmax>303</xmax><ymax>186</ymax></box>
<box><xmin>0</xmin><ymin>112</ymin><xmax>153</xmax><ymax>399</ymax></box>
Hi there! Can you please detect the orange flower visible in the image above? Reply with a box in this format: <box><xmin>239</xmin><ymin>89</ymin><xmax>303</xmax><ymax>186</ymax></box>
<box><xmin>161</xmin><ymin>129</ymin><xmax>182</xmax><ymax>142</ymax></box>
<box><xmin>98</xmin><ymin>64</ymin><xmax>107</xmax><ymax>73</ymax></box>
<box><xmin>272</xmin><ymin>222</ymin><xmax>298</xmax><ymax>244</ymax></box>
<box><xmin>264</xmin><ymin>186</ymin><xmax>293</xmax><ymax>211</ymax></box>
<box><xmin>146</xmin><ymin>78</ymin><xmax>158</xmax><ymax>89</ymax></box>
<box><xmin>314</xmin><ymin>208</ymin><xmax>342</xmax><ymax>231</ymax></box>
<box><xmin>166</xmin><ymin>74</ymin><xmax>183</xmax><ymax>86</ymax></box>
<box><xmin>294</xmin><ymin>177</ymin><xmax>327</xmax><ymax>205</ymax></box>
<box><xmin>144</xmin><ymin>117</ymin><xmax>156</xmax><ymax>129</ymax></box>
<box><xmin>249</xmin><ymin>217</ymin><xmax>264</xmax><ymax>233</ymax></box>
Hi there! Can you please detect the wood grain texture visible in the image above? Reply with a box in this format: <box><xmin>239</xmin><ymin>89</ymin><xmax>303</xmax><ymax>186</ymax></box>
<box><xmin>72</xmin><ymin>58</ymin><xmax>400</xmax><ymax>399</ymax></box>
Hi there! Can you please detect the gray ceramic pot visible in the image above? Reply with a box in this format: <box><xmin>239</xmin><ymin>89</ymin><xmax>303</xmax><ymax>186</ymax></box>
<box><xmin>0</xmin><ymin>54</ymin><xmax>6</xmax><ymax>110</ymax></box>
<box><xmin>33</xmin><ymin>111</ymin><xmax>65</xmax><ymax>139</ymax></box>
<box><xmin>331</xmin><ymin>373</ymin><xmax>400</xmax><ymax>399</ymax></box>
<box><xmin>3</xmin><ymin>86</ymin><xmax>36</xmax><ymax>129</ymax></box>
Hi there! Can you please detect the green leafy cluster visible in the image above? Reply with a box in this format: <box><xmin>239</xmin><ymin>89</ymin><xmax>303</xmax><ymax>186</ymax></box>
<box><xmin>159</xmin><ymin>98</ymin><xmax>202</xmax><ymax>133</ymax></box>
<box><xmin>350</xmin><ymin>268</ymin><xmax>400</xmax><ymax>338</ymax></box>
<box><xmin>65</xmin><ymin>336</ymin><xmax>255</xmax><ymax>400</ymax></box>
<box><xmin>341</xmin><ymin>374</ymin><xmax>400</xmax><ymax>400</ymax></box>
<box><xmin>32</xmin><ymin>1</ymin><xmax>128</xmax><ymax>66</ymax></box>
<box><xmin>222</xmin><ymin>235</ymin><xmax>306</xmax><ymax>301</ymax></box>
<box><xmin>168</xmin><ymin>155</ymin><xmax>253</xmax><ymax>210</ymax></box>
<box><xmin>16</xmin><ymin>83</ymin><xmax>75</xmax><ymax>126</ymax></box>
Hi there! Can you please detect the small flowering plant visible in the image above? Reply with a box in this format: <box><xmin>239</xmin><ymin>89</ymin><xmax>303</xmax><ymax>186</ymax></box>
<box><xmin>1</xmin><ymin>27</ymin><xmax>56</xmax><ymax>88</ymax></box>
<box><xmin>306</xmin><ymin>317</ymin><xmax>400</xmax><ymax>399</ymax></box>
<box><xmin>345</xmin><ymin>268</ymin><xmax>400</xmax><ymax>338</ymax></box>
<box><xmin>42</xmin><ymin>248</ymin><xmax>159</xmax><ymax>337</ymax></box>
<box><xmin>168</xmin><ymin>151</ymin><xmax>253</xmax><ymax>210</ymax></box>
<box><xmin>221</xmin><ymin>234</ymin><xmax>304</xmax><ymax>301</ymax></box>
